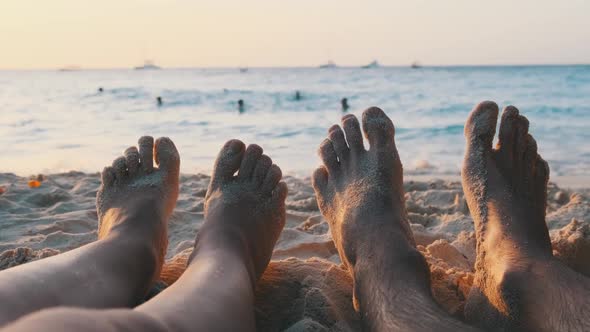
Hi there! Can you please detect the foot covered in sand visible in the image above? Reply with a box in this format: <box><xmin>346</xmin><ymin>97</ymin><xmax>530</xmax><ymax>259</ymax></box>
<box><xmin>96</xmin><ymin>136</ymin><xmax>180</xmax><ymax>282</ymax></box>
<box><xmin>313</xmin><ymin>108</ymin><xmax>474</xmax><ymax>331</ymax></box>
<box><xmin>191</xmin><ymin>140</ymin><xmax>288</xmax><ymax>285</ymax></box>
<box><xmin>462</xmin><ymin>101</ymin><xmax>590</xmax><ymax>331</ymax></box>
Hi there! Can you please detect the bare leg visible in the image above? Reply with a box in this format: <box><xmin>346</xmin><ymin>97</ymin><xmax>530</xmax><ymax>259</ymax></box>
<box><xmin>2</xmin><ymin>308</ymin><xmax>167</xmax><ymax>332</ymax></box>
<box><xmin>136</xmin><ymin>140</ymin><xmax>287</xmax><ymax>331</ymax></box>
<box><xmin>462</xmin><ymin>101</ymin><xmax>590</xmax><ymax>331</ymax></box>
<box><xmin>312</xmin><ymin>108</ymin><xmax>478</xmax><ymax>331</ymax></box>
<box><xmin>0</xmin><ymin>137</ymin><xmax>179</xmax><ymax>327</ymax></box>
<box><xmin>2</xmin><ymin>139</ymin><xmax>284</xmax><ymax>332</ymax></box>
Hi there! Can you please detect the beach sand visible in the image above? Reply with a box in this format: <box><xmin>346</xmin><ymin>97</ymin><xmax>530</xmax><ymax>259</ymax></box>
<box><xmin>0</xmin><ymin>172</ymin><xmax>589</xmax><ymax>331</ymax></box>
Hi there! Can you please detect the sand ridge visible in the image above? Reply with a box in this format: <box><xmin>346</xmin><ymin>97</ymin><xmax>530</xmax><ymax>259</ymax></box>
<box><xmin>0</xmin><ymin>172</ymin><xmax>589</xmax><ymax>331</ymax></box>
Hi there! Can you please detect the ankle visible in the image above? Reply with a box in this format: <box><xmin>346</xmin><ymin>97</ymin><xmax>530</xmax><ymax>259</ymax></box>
<box><xmin>353</xmin><ymin>245</ymin><xmax>432</xmax><ymax>295</ymax></box>
<box><xmin>99</xmin><ymin>200</ymin><xmax>165</xmax><ymax>238</ymax></box>
<box><xmin>189</xmin><ymin>225</ymin><xmax>257</xmax><ymax>288</ymax></box>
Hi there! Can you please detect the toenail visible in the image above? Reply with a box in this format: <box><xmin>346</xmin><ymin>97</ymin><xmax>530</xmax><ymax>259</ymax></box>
<box><xmin>227</xmin><ymin>140</ymin><xmax>242</xmax><ymax>153</ymax></box>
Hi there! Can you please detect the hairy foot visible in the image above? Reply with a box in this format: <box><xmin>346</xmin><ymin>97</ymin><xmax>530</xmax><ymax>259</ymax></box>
<box><xmin>191</xmin><ymin>140</ymin><xmax>287</xmax><ymax>286</ymax></box>
<box><xmin>312</xmin><ymin>108</ymin><xmax>474</xmax><ymax>331</ymax></box>
<box><xmin>462</xmin><ymin>102</ymin><xmax>590</xmax><ymax>331</ymax></box>
<box><xmin>96</xmin><ymin>136</ymin><xmax>180</xmax><ymax>281</ymax></box>
<box><xmin>312</xmin><ymin>108</ymin><xmax>412</xmax><ymax>269</ymax></box>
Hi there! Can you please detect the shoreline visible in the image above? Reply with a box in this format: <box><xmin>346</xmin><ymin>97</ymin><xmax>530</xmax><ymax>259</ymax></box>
<box><xmin>2</xmin><ymin>169</ymin><xmax>588</xmax><ymax>189</ymax></box>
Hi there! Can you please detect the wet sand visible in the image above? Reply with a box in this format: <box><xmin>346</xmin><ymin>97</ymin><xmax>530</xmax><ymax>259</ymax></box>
<box><xmin>0</xmin><ymin>172</ymin><xmax>589</xmax><ymax>331</ymax></box>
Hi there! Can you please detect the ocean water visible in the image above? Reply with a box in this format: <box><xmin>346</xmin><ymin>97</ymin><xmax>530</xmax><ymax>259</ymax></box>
<box><xmin>1</xmin><ymin>66</ymin><xmax>589</xmax><ymax>179</ymax></box>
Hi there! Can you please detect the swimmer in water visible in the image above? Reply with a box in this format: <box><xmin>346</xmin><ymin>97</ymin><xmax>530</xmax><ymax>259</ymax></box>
<box><xmin>341</xmin><ymin>98</ymin><xmax>349</xmax><ymax>112</ymax></box>
<box><xmin>238</xmin><ymin>99</ymin><xmax>245</xmax><ymax>113</ymax></box>
<box><xmin>295</xmin><ymin>91</ymin><xmax>301</xmax><ymax>101</ymax></box>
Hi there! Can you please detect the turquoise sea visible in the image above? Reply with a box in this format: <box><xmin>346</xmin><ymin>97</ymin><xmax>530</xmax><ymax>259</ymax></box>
<box><xmin>1</xmin><ymin>65</ymin><xmax>589</xmax><ymax>179</ymax></box>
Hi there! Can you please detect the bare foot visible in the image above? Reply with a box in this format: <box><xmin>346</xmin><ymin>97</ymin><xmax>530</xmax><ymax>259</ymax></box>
<box><xmin>462</xmin><ymin>101</ymin><xmax>590</xmax><ymax>331</ymax></box>
<box><xmin>96</xmin><ymin>136</ymin><xmax>180</xmax><ymax>283</ymax></box>
<box><xmin>191</xmin><ymin>140</ymin><xmax>287</xmax><ymax>285</ymax></box>
<box><xmin>313</xmin><ymin>108</ymin><xmax>475</xmax><ymax>331</ymax></box>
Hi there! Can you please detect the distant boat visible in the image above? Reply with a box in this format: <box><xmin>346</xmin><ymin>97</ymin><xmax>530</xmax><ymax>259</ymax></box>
<box><xmin>58</xmin><ymin>66</ymin><xmax>81</xmax><ymax>72</ymax></box>
<box><xmin>319</xmin><ymin>61</ymin><xmax>337</xmax><ymax>69</ymax></box>
<box><xmin>239</xmin><ymin>67</ymin><xmax>248</xmax><ymax>73</ymax></box>
<box><xmin>134</xmin><ymin>60</ymin><xmax>161</xmax><ymax>70</ymax></box>
<box><xmin>411</xmin><ymin>61</ymin><xmax>422</xmax><ymax>69</ymax></box>
<box><xmin>361</xmin><ymin>60</ymin><xmax>379</xmax><ymax>69</ymax></box>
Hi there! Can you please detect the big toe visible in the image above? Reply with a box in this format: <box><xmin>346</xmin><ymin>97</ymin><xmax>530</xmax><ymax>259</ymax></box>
<box><xmin>464</xmin><ymin>101</ymin><xmax>499</xmax><ymax>151</ymax></box>
<box><xmin>361</xmin><ymin>106</ymin><xmax>395</xmax><ymax>151</ymax></box>
<box><xmin>462</xmin><ymin>101</ymin><xmax>499</xmax><ymax>184</ymax></box>
<box><xmin>155</xmin><ymin>137</ymin><xmax>180</xmax><ymax>177</ymax></box>
<box><xmin>211</xmin><ymin>139</ymin><xmax>246</xmax><ymax>187</ymax></box>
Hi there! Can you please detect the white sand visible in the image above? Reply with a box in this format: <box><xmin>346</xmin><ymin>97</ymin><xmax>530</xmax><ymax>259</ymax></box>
<box><xmin>1</xmin><ymin>172</ymin><xmax>589</xmax><ymax>331</ymax></box>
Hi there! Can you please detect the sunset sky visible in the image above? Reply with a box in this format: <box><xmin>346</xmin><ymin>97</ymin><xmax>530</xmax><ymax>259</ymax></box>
<box><xmin>1</xmin><ymin>0</ymin><xmax>589</xmax><ymax>69</ymax></box>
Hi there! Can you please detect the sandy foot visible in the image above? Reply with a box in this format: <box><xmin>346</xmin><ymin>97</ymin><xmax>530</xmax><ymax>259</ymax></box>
<box><xmin>0</xmin><ymin>170</ymin><xmax>589</xmax><ymax>330</ymax></box>
<box><xmin>97</xmin><ymin>136</ymin><xmax>180</xmax><ymax>283</ymax></box>
<box><xmin>191</xmin><ymin>139</ymin><xmax>288</xmax><ymax>283</ymax></box>
<box><xmin>462</xmin><ymin>101</ymin><xmax>590</xmax><ymax>331</ymax></box>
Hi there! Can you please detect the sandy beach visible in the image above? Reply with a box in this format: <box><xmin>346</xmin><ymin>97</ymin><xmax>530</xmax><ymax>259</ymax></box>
<box><xmin>1</xmin><ymin>171</ymin><xmax>588</xmax><ymax>331</ymax></box>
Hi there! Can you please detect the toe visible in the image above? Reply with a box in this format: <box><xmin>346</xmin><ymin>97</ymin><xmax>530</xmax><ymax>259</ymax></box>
<box><xmin>361</xmin><ymin>106</ymin><xmax>395</xmax><ymax>150</ymax></box>
<box><xmin>138</xmin><ymin>136</ymin><xmax>154</xmax><ymax>173</ymax></box>
<box><xmin>535</xmin><ymin>157</ymin><xmax>550</xmax><ymax>185</ymax></box>
<box><xmin>253</xmin><ymin>154</ymin><xmax>272</xmax><ymax>187</ymax></box>
<box><xmin>328</xmin><ymin>125</ymin><xmax>349</xmax><ymax>163</ymax></box>
<box><xmin>534</xmin><ymin>157</ymin><xmax>550</xmax><ymax>215</ymax></box>
<box><xmin>524</xmin><ymin>134</ymin><xmax>538</xmax><ymax>178</ymax></box>
<box><xmin>318</xmin><ymin>139</ymin><xmax>339</xmax><ymax>173</ymax></box>
<box><xmin>155</xmin><ymin>137</ymin><xmax>180</xmax><ymax>176</ymax></box>
<box><xmin>238</xmin><ymin>144</ymin><xmax>263</xmax><ymax>180</ymax></box>
<box><xmin>535</xmin><ymin>157</ymin><xmax>550</xmax><ymax>195</ymax></box>
<box><xmin>272</xmin><ymin>181</ymin><xmax>289</xmax><ymax>204</ymax></box>
<box><xmin>521</xmin><ymin>134</ymin><xmax>537</xmax><ymax>193</ymax></box>
<box><xmin>124</xmin><ymin>146</ymin><xmax>140</xmax><ymax>176</ymax></box>
<box><xmin>100</xmin><ymin>166</ymin><xmax>116</xmax><ymax>187</ymax></box>
<box><xmin>211</xmin><ymin>139</ymin><xmax>246</xmax><ymax>186</ymax></box>
<box><xmin>112</xmin><ymin>156</ymin><xmax>128</xmax><ymax>181</ymax></box>
<box><xmin>262</xmin><ymin>164</ymin><xmax>282</xmax><ymax>193</ymax></box>
<box><xmin>342</xmin><ymin>114</ymin><xmax>365</xmax><ymax>153</ymax></box>
<box><xmin>496</xmin><ymin>106</ymin><xmax>520</xmax><ymax>162</ymax></box>
<box><xmin>514</xmin><ymin>115</ymin><xmax>530</xmax><ymax>164</ymax></box>
<box><xmin>462</xmin><ymin>101</ymin><xmax>499</xmax><ymax>183</ymax></box>
<box><xmin>464</xmin><ymin>101</ymin><xmax>499</xmax><ymax>152</ymax></box>
<box><xmin>311</xmin><ymin>166</ymin><xmax>329</xmax><ymax>193</ymax></box>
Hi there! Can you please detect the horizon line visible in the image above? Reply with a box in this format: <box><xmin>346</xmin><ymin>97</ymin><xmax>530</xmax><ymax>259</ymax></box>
<box><xmin>1</xmin><ymin>62</ymin><xmax>589</xmax><ymax>71</ymax></box>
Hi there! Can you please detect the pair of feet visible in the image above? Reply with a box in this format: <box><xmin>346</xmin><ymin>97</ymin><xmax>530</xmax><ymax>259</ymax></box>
<box><xmin>96</xmin><ymin>137</ymin><xmax>287</xmax><ymax>293</ymax></box>
<box><xmin>96</xmin><ymin>101</ymin><xmax>588</xmax><ymax>331</ymax></box>
<box><xmin>313</xmin><ymin>102</ymin><xmax>590</xmax><ymax>331</ymax></box>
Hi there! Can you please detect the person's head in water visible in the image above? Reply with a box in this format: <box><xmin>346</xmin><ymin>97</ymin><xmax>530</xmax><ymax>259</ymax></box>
<box><xmin>98</xmin><ymin>87</ymin><xmax>104</xmax><ymax>93</ymax></box>
<box><xmin>295</xmin><ymin>91</ymin><xmax>301</xmax><ymax>101</ymax></box>
<box><xmin>157</xmin><ymin>96</ymin><xmax>163</xmax><ymax>106</ymax></box>
<box><xmin>341</xmin><ymin>98</ymin><xmax>349</xmax><ymax>111</ymax></box>
<box><xmin>238</xmin><ymin>99</ymin><xmax>245</xmax><ymax>112</ymax></box>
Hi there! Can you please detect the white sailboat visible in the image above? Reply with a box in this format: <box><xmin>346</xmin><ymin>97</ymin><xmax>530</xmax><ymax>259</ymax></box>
<box><xmin>134</xmin><ymin>60</ymin><xmax>161</xmax><ymax>70</ymax></box>
<box><xmin>319</xmin><ymin>60</ymin><xmax>337</xmax><ymax>69</ymax></box>
<box><xmin>361</xmin><ymin>60</ymin><xmax>379</xmax><ymax>69</ymax></box>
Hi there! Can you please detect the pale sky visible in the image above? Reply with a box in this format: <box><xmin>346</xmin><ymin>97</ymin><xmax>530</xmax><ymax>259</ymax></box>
<box><xmin>1</xmin><ymin>0</ymin><xmax>589</xmax><ymax>69</ymax></box>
